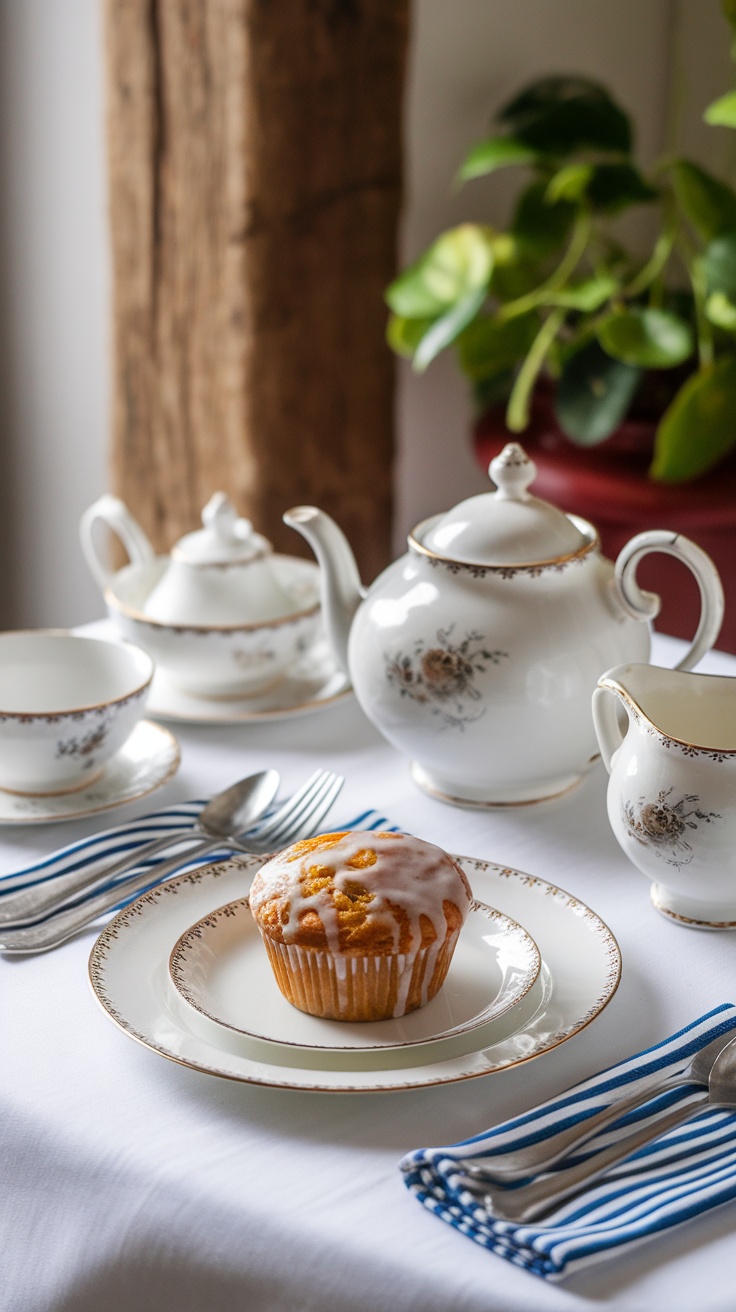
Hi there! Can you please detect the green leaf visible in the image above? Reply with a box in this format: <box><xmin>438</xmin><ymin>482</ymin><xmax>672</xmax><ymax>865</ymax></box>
<box><xmin>497</xmin><ymin>76</ymin><xmax>632</xmax><ymax>155</ymax></box>
<box><xmin>701</xmin><ymin>232</ymin><xmax>736</xmax><ymax>300</ymax></box>
<box><xmin>507</xmin><ymin>309</ymin><xmax>565</xmax><ymax>431</ymax></box>
<box><xmin>545</xmin><ymin>163</ymin><xmax>656</xmax><ymax>212</ymax></box>
<box><xmin>385</xmin><ymin>224</ymin><xmax>495</xmax><ymax>317</ymax></box>
<box><xmin>386</xmin><ymin>314</ymin><xmax>437</xmax><ymax>358</ymax></box>
<box><xmin>652</xmin><ymin>357</ymin><xmax>736</xmax><ymax>480</ymax></box>
<box><xmin>545</xmin><ymin>164</ymin><xmax>593</xmax><ymax>204</ymax></box>
<box><xmin>490</xmin><ymin>258</ymin><xmax>547</xmax><ymax>303</ymax></box>
<box><xmin>555</xmin><ymin>339</ymin><xmax>641</xmax><ymax>444</ymax></box>
<box><xmin>457</xmin><ymin>312</ymin><xmax>539</xmax><ymax>380</ymax></box>
<box><xmin>413</xmin><ymin>289</ymin><xmax>487</xmax><ymax>372</ymax></box>
<box><xmin>585</xmin><ymin>163</ymin><xmax>658</xmax><ymax>211</ymax></box>
<box><xmin>457</xmin><ymin>135</ymin><xmax>539</xmax><ymax>182</ymax></box>
<box><xmin>548</xmin><ymin>274</ymin><xmax>618</xmax><ymax>311</ymax></box>
<box><xmin>511</xmin><ymin>181</ymin><xmax>577</xmax><ymax>257</ymax></box>
<box><xmin>705</xmin><ymin>291</ymin><xmax>736</xmax><ymax>331</ymax></box>
<box><xmin>671</xmin><ymin>160</ymin><xmax>736</xmax><ymax>240</ymax></box>
<box><xmin>704</xmin><ymin>89</ymin><xmax>736</xmax><ymax>128</ymax></box>
<box><xmin>597</xmin><ymin>308</ymin><xmax>694</xmax><ymax>368</ymax></box>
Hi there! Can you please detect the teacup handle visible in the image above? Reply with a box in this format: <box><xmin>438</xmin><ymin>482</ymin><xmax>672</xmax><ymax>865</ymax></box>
<box><xmin>80</xmin><ymin>494</ymin><xmax>156</xmax><ymax>592</ymax></box>
<box><xmin>613</xmin><ymin>530</ymin><xmax>724</xmax><ymax>671</ymax></box>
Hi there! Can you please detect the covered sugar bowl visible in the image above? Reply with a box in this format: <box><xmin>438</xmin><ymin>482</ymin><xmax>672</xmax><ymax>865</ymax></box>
<box><xmin>80</xmin><ymin>492</ymin><xmax>321</xmax><ymax>698</ymax></box>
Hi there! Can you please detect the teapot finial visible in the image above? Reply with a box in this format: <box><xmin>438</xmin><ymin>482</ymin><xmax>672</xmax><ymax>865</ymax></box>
<box><xmin>489</xmin><ymin>443</ymin><xmax>536</xmax><ymax>501</ymax></box>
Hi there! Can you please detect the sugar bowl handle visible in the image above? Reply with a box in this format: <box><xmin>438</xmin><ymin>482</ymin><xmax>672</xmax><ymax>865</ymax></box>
<box><xmin>80</xmin><ymin>495</ymin><xmax>156</xmax><ymax>592</ymax></box>
<box><xmin>613</xmin><ymin>530</ymin><xmax>724</xmax><ymax>671</ymax></box>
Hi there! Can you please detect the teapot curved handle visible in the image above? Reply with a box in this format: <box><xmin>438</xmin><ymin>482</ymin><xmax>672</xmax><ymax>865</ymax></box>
<box><xmin>613</xmin><ymin>530</ymin><xmax>724</xmax><ymax>672</ymax></box>
<box><xmin>79</xmin><ymin>495</ymin><xmax>156</xmax><ymax>593</ymax></box>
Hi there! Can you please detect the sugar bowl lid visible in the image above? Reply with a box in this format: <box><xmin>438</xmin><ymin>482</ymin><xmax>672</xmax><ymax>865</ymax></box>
<box><xmin>418</xmin><ymin>442</ymin><xmax>589</xmax><ymax>565</ymax></box>
<box><xmin>172</xmin><ymin>492</ymin><xmax>271</xmax><ymax>565</ymax></box>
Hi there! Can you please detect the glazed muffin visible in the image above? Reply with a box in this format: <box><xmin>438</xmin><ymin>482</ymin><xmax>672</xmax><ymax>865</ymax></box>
<box><xmin>248</xmin><ymin>830</ymin><xmax>472</xmax><ymax>1022</ymax></box>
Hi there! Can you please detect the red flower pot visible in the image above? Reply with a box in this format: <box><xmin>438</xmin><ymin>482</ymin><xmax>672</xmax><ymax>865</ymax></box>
<box><xmin>474</xmin><ymin>385</ymin><xmax>736</xmax><ymax>654</ymax></box>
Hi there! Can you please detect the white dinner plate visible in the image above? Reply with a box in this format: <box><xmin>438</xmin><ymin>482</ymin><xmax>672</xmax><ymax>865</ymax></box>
<box><xmin>0</xmin><ymin>721</ymin><xmax>180</xmax><ymax>825</ymax></box>
<box><xmin>89</xmin><ymin>855</ymin><xmax>621</xmax><ymax>1092</ymax></box>
<box><xmin>167</xmin><ymin>897</ymin><xmax>542</xmax><ymax>1068</ymax></box>
<box><xmin>146</xmin><ymin>640</ymin><xmax>351</xmax><ymax>724</ymax></box>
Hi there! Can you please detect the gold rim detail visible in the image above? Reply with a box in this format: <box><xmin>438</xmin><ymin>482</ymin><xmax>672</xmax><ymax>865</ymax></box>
<box><xmin>167</xmin><ymin>896</ymin><xmax>541</xmax><ymax>1052</ymax></box>
<box><xmin>599</xmin><ymin>677</ymin><xmax>736</xmax><ymax>761</ymax></box>
<box><xmin>408</xmin><ymin>516</ymin><xmax>599</xmax><ymax>578</ymax></box>
<box><xmin>650</xmin><ymin>886</ymin><xmax>736</xmax><ymax>929</ymax></box>
<box><xmin>88</xmin><ymin>856</ymin><xmax>621</xmax><ymax>1091</ymax></box>
<box><xmin>1</xmin><ymin>722</ymin><xmax>180</xmax><ymax>823</ymax></box>
<box><xmin>0</xmin><ymin>631</ymin><xmax>153</xmax><ymax>720</ymax></box>
<box><xmin>105</xmin><ymin>556</ymin><xmax>320</xmax><ymax>633</ymax></box>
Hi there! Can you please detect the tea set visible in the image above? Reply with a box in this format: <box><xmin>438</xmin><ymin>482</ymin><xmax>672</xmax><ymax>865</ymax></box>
<box><xmin>2</xmin><ymin>441</ymin><xmax>734</xmax><ymax>926</ymax></box>
<box><xmin>79</xmin><ymin>490</ymin><xmax>322</xmax><ymax>699</ymax></box>
<box><xmin>286</xmin><ymin>443</ymin><xmax>723</xmax><ymax>807</ymax></box>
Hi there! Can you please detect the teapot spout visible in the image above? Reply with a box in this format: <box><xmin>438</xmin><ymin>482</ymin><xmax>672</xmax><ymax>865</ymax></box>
<box><xmin>283</xmin><ymin>506</ymin><xmax>365</xmax><ymax>674</ymax></box>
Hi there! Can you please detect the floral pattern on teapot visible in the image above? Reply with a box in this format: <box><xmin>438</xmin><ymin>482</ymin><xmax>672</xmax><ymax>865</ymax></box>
<box><xmin>385</xmin><ymin>626</ymin><xmax>507</xmax><ymax>729</ymax></box>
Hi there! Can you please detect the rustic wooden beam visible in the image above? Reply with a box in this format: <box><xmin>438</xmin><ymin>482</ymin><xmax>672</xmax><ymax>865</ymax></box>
<box><xmin>104</xmin><ymin>0</ymin><xmax>408</xmax><ymax>581</ymax></box>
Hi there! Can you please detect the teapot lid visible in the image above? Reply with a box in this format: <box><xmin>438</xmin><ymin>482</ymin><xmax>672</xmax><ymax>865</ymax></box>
<box><xmin>172</xmin><ymin>493</ymin><xmax>271</xmax><ymax>566</ymax></box>
<box><xmin>419</xmin><ymin>443</ymin><xmax>589</xmax><ymax>564</ymax></box>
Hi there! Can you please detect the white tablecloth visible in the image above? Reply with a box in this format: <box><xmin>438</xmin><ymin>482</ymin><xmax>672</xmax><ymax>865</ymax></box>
<box><xmin>3</xmin><ymin>633</ymin><xmax>736</xmax><ymax>1312</ymax></box>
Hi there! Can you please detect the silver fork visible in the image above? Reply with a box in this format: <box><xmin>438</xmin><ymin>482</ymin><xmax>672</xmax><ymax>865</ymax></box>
<box><xmin>0</xmin><ymin>770</ymin><xmax>344</xmax><ymax>954</ymax></box>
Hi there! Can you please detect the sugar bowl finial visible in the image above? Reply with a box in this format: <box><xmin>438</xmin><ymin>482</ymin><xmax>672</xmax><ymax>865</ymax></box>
<box><xmin>489</xmin><ymin>442</ymin><xmax>536</xmax><ymax>501</ymax></box>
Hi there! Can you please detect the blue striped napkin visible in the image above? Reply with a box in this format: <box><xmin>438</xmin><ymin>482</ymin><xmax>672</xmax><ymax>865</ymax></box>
<box><xmin>0</xmin><ymin>801</ymin><xmax>398</xmax><ymax>906</ymax></box>
<box><xmin>401</xmin><ymin>1005</ymin><xmax>736</xmax><ymax>1281</ymax></box>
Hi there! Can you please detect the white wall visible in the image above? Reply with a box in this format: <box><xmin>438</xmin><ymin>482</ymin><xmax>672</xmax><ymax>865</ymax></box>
<box><xmin>0</xmin><ymin>0</ymin><xmax>109</xmax><ymax>629</ymax></box>
<box><xmin>0</xmin><ymin>0</ymin><xmax>730</xmax><ymax>625</ymax></box>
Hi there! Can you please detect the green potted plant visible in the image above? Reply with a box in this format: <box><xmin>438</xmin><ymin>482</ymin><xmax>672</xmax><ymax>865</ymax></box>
<box><xmin>386</xmin><ymin>27</ymin><xmax>736</xmax><ymax>483</ymax></box>
<box><xmin>385</xmin><ymin>3</ymin><xmax>736</xmax><ymax>648</ymax></box>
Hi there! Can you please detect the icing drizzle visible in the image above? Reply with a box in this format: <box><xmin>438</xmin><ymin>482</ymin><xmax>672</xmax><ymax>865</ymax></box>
<box><xmin>249</xmin><ymin>830</ymin><xmax>471</xmax><ymax>955</ymax></box>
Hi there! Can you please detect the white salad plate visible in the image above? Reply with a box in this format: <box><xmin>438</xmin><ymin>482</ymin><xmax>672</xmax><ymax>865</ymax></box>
<box><xmin>167</xmin><ymin>896</ymin><xmax>542</xmax><ymax>1068</ymax></box>
<box><xmin>146</xmin><ymin>640</ymin><xmax>351</xmax><ymax>725</ymax></box>
<box><xmin>89</xmin><ymin>854</ymin><xmax>621</xmax><ymax>1092</ymax></box>
<box><xmin>0</xmin><ymin>721</ymin><xmax>180</xmax><ymax>825</ymax></box>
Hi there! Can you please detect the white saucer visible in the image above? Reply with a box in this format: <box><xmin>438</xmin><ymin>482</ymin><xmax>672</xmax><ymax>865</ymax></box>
<box><xmin>167</xmin><ymin>897</ymin><xmax>542</xmax><ymax>1068</ymax></box>
<box><xmin>0</xmin><ymin>720</ymin><xmax>180</xmax><ymax>825</ymax></box>
<box><xmin>146</xmin><ymin>640</ymin><xmax>351</xmax><ymax>725</ymax></box>
<box><xmin>89</xmin><ymin>854</ymin><xmax>621</xmax><ymax>1092</ymax></box>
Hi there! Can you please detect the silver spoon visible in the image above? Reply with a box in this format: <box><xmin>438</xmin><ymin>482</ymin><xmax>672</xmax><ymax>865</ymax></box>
<box><xmin>0</xmin><ymin>768</ymin><xmax>343</xmax><ymax>954</ymax></box>
<box><xmin>483</xmin><ymin>1035</ymin><xmax>736</xmax><ymax>1223</ymax></box>
<box><xmin>0</xmin><ymin>769</ymin><xmax>280</xmax><ymax>929</ymax></box>
<box><xmin>466</xmin><ymin>1028</ymin><xmax>736</xmax><ymax>1184</ymax></box>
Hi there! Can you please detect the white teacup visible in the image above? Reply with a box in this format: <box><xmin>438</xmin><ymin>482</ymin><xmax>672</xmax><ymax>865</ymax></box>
<box><xmin>0</xmin><ymin>631</ymin><xmax>154</xmax><ymax>795</ymax></box>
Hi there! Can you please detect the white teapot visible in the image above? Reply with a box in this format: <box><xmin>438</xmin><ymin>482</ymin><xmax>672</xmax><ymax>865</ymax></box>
<box><xmin>285</xmin><ymin>443</ymin><xmax>724</xmax><ymax>806</ymax></box>
<box><xmin>80</xmin><ymin>492</ymin><xmax>321</xmax><ymax>698</ymax></box>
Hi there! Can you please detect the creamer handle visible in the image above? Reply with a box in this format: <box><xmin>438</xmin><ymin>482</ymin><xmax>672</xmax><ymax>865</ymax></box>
<box><xmin>592</xmin><ymin>686</ymin><xmax>626</xmax><ymax>774</ymax></box>
<box><xmin>79</xmin><ymin>494</ymin><xmax>156</xmax><ymax>592</ymax></box>
<box><xmin>613</xmin><ymin>530</ymin><xmax>724</xmax><ymax>671</ymax></box>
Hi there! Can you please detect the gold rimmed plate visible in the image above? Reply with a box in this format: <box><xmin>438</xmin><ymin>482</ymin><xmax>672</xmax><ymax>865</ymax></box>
<box><xmin>146</xmin><ymin>640</ymin><xmax>351</xmax><ymax>725</ymax></box>
<box><xmin>88</xmin><ymin>855</ymin><xmax>621</xmax><ymax>1092</ymax></box>
<box><xmin>0</xmin><ymin>721</ymin><xmax>180</xmax><ymax>825</ymax></box>
<box><xmin>166</xmin><ymin>897</ymin><xmax>542</xmax><ymax>1070</ymax></box>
